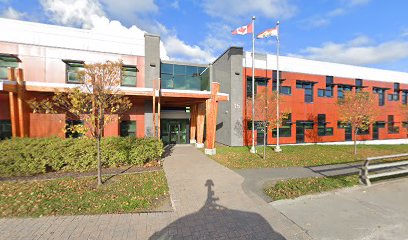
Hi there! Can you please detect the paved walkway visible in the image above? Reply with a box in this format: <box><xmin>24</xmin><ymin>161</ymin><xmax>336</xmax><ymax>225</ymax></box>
<box><xmin>0</xmin><ymin>145</ymin><xmax>310</xmax><ymax>240</ymax></box>
<box><xmin>271</xmin><ymin>178</ymin><xmax>408</xmax><ymax>239</ymax></box>
<box><xmin>235</xmin><ymin>163</ymin><xmax>361</xmax><ymax>202</ymax></box>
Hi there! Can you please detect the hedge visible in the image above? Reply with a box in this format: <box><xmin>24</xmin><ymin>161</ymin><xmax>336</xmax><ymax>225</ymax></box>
<box><xmin>0</xmin><ymin>137</ymin><xmax>164</xmax><ymax>177</ymax></box>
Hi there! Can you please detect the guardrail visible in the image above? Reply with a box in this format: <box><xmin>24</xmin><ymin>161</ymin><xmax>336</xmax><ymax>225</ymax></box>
<box><xmin>360</xmin><ymin>153</ymin><xmax>408</xmax><ymax>186</ymax></box>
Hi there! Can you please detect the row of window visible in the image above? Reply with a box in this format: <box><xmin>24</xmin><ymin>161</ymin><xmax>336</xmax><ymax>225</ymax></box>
<box><xmin>246</xmin><ymin>114</ymin><xmax>407</xmax><ymax>137</ymax></box>
<box><xmin>64</xmin><ymin>60</ymin><xmax>138</xmax><ymax>86</ymax></box>
<box><xmin>160</xmin><ymin>63</ymin><xmax>210</xmax><ymax>91</ymax></box>
<box><xmin>246</xmin><ymin>75</ymin><xmax>408</xmax><ymax>106</ymax></box>
<box><xmin>65</xmin><ymin>120</ymin><xmax>137</xmax><ymax>138</ymax></box>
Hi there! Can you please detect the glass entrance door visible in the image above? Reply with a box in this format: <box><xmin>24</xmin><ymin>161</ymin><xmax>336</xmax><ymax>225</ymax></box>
<box><xmin>373</xmin><ymin>124</ymin><xmax>379</xmax><ymax>140</ymax></box>
<box><xmin>161</xmin><ymin>119</ymin><xmax>189</xmax><ymax>145</ymax></box>
<box><xmin>296</xmin><ymin>121</ymin><xmax>305</xmax><ymax>143</ymax></box>
<box><xmin>345</xmin><ymin>125</ymin><xmax>352</xmax><ymax>141</ymax></box>
<box><xmin>169</xmin><ymin>123</ymin><xmax>180</xmax><ymax>144</ymax></box>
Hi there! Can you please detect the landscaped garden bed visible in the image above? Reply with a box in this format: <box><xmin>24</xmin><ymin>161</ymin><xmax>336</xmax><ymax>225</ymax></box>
<box><xmin>209</xmin><ymin>144</ymin><xmax>408</xmax><ymax>169</ymax></box>
<box><xmin>0</xmin><ymin>170</ymin><xmax>169</xmax><ymax>217</ymax></box>
<box><xmin>264</xmin><ymin>175</ymin><xmax>359</xmax><ymax>201</ymax></box>
<box><xmin>0</xmin><ymin>137</ymin><xmax>163</xmax><ymax>177</ymax></box>
<box><xmin>0</xmin><ymin>137</ymin><xmax>170</xmax><ymax>217</ymax></box>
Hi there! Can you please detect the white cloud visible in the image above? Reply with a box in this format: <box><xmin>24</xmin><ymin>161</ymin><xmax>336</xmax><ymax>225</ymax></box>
<box><xmin>38</xmin><ymin>0</ymin><xmax>216</xmax><ymax>62</ymax></box>
<box><xmin>344</xmin><ymin>0</ymin><xmax>371</xmax><ymax>6</ymax></box>
<box><xmin>163</xmin><ymin>35</ymin><xmax>215</xmax><ymax>63</ymax></box>
<box><xmin>292</xmin><ymin>36</ymin><xmax>408</xmax><ymax>66</ymax></box>
<box><xmin>171</xmin><ymin>0</ymin><xmax>179</xmax><ymax>9</ymax></box>
<box><xmin>300</xmin><ymin>0</ymin><xmax>371</xmax><ymax>29</ymax></box>
<box><xmin>40</xmin><ymin>0</ymin><xmax>104</xmax><ymax>28</ymax></box>
<box><xmin>1</xmin><ymin>7</ymin><xmax>26</xmax><ymax>20</ymax></box>
<box><xmin>99</xmin><ymin>0</ymin><xmax>158</xmax><ymax>18</ymax></box>
<box><xmin>202</xmin><ymin>0</ymin><xmax>297</xmax><ymax>22</ymax></box>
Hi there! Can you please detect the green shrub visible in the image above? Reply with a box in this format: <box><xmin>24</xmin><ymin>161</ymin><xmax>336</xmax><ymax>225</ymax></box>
<box><xmin>0</xmin><ymin>137</ymin><xmax>163</xmax><ymax>177</ymax></box>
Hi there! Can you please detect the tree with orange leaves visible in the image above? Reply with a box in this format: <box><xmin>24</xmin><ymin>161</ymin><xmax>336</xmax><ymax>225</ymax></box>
<box><xmin>246</xmin><ymin>88</ymin><xmax>289</xmax><ymax>159</ymax></box>
<box><xmin>337</xmin><ymin>91</ymin><xmax>377</xmax><ymax>157</ymax></box>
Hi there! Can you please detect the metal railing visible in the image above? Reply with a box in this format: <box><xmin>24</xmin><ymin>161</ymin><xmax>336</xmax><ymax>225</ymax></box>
<box><xmin>360</xmin><ymin>153</ymin><xmax>408</xmax><ymax>185</ymax></box>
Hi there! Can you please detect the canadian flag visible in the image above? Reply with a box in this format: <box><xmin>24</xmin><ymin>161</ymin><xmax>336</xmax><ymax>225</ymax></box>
<box><xmin>232</xmin><ymin>23</ymin><xmax>253</xmax><ymax>35</ymax></box>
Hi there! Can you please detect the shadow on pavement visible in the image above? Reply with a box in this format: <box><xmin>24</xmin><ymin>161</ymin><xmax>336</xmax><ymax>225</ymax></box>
<box><xmin>162</xmin><ymin>144</ymin><xmax>176</xmax><ymax>158</ymax></box>
<box><xmin>149</xmin><ymin>179</ymin><xmax>285</xmax><ymax>240</ymax></box>
<box><xmin>305</xmin><ymin>162</ymin><xmax>362</xmax><ymax>177</ymax></box>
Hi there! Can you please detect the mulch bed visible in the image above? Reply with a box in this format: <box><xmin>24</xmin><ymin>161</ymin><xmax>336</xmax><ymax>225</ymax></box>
<box><xmin>0</xmin><ymin>165</ymin><xmax>162</xmax><ymax>182</ymax></box>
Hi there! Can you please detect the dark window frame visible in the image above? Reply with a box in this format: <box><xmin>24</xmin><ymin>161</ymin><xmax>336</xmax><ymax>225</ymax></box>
<box><xmin>272</xmin><ymin>113</ymin><xmax>292</xmax><ymax>137</ymax></box>
<box><xmin>63</xmin><ymin>60</ymin><xmax>85</xmax><ymax>84</ymax></box>
<box><xmin>387</xmin><ymin>115</ymin><xmax>399</xmax><ymax>134</ymax></box>
<box><xmin>120</xmin><ymin>120</ymin><xmax>137</xmax><ymax>137</ymax></box>
<box><xmin>0</xmin><ymin>120</ymin><xmax>12</xmax><ymax>140</ymax></box>
<box><xmin>121</xmin><ymin>65</ymin><xmax>138</xmax><ymax>87</ymax></box>
<box><xmin>317</xmin><ymin>114</ymin><xmax>333</xmax><ymax>136</ymax></box>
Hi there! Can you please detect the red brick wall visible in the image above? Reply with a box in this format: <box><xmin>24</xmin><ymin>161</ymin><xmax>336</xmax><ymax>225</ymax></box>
<box><xmin>243</xmin><ymin>67</ymin><xmax>408</xmax><ymax>145</ymax></box>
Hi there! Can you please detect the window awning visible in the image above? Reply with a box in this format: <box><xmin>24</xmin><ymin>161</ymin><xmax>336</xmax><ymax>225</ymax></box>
<box><xmin>0</xmin><ymin>54</ymin><xmax>21</xmax><ymax>62</ymax></box>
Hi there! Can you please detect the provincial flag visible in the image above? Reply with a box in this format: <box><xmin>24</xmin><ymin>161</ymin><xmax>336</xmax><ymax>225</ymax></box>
<box><xmin>257</xmin><ymin>26</ymin><xmax>279</xmax><ymax>39</ymax></box>
<box><xmin>232</xmin><ymin>23</ymin><xmax>253</xmax><ymax>35</ymax></box>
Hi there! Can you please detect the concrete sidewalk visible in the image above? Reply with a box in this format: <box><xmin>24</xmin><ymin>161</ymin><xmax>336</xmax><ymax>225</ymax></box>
<box><xmin>271</xmin><ymin>178</ymin><xmax>408</xmax><ymax>240</ymax></box>
<box><xmin>0</xmin><ymin>145</ymin><xmax>310</xmax><ymax>240</ymax></box>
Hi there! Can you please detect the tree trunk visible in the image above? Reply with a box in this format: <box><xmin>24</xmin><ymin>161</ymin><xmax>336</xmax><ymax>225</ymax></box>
<box><xmin>354</xmin><ymin>129</ymin><xmax>358</xmax><ymax>159</ymax></box>
<box><xmin>97</xmin><ymin>134</ymin><xmax>102</xmax><ymax>185</ymax></box>
<box><xmin>263</xmin><ymin>124</ymin><xmax>266</xmax><ymax>160</ymax></box>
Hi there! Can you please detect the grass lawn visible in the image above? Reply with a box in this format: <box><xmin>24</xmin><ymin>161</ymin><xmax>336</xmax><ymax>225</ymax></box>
<box><xmin>264</xmin><ymin>175</ymin><xmax>359</xmax><ymax>201</ymax></box>
<box><xmin>210</xmin><ymin>144</ymin><xmax>408</xmax><ymax>169</ymax></box>
<box><xmin>0</xmin><ymin>170</ymin><xmax>169</xmax><ymax>217</ymax></box>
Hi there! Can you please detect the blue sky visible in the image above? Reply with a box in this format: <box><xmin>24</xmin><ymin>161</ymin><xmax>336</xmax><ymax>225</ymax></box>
<box><xmin>1</xmin><ymin>0</ymin><xmax>408</xmax><ymax>71</ymax></box>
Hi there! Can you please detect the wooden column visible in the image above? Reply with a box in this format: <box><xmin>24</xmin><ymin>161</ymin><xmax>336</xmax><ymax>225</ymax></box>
<box><xmin>7</xmin><ymin>68</ymin><xmax>19</xmax><ymax>137</ymax></box>
<box><xmin>205</xmin><ymin>82</ymin><xmax>220</xmax><ymax>155</ymax></box>
<box><xmin>189</xmin><ymin>104</ymin><xmax>197</xmax><ymax>143</ymax></box>
<box><xmin>195</xmin><ymin>102</ymin><xmax>206</xmax><ymax>148</ymax></box>
<box><xmin>16</xmin><ymin>68</ymin><xmax>28</xmax><ymax>137</ymax></box>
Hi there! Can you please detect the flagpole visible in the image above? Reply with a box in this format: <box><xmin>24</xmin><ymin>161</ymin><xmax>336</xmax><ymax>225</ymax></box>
<box><xmin>274</xmin><ymin>21</ymin><xmax>282</xmax><ymax>152</ymax></box>
<box><xmin>250</xmin><ymin>16</ymin><xmax>256</xmax><ymax>154</ymax></box>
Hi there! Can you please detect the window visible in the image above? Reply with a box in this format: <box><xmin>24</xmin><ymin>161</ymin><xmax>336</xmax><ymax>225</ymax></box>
<box><xmin>160</xmin><ymin>63</ymin><xmax>209</xmax><ymax>91</ymax></box>
<box><xmin>0</xmin><ymin>54</ymin><xmax>20</xmax><ymax>80</ymax></box>
<box><xmin>120</xmin><ymin>120</ymin><xmax>136</xmax><ymax>137</ymax></box>
<box><xmin>318</xmin><ymin>89</ymin><xmax>325</xmax><ymax>97</ymax></box>
<box><xmin>355</xmin><ymin>79</ymin><xmax>363</xmax><ymax>87</ymax></box>
<box><xmin>272</xmin><ymin>113</ymin><xmax>292</xmax><ymax>137</ymax></box>
<box><xmin>65</xmin><ymin>120</ymin><xmax>84</xmax><ymax>138</ymax></box>
<box><xmin>387</xmin><ymin>93</ymin><xmax>399</xmax><ymax>101</ymax></box>
<box><xmin>394</xmin><ymin>83</ymin><xmax>400</xmax><ymax>91</ymax></box>
<box><xmin>326</xmin><ymin>76</ymin><xmax>334</xmax><ymax>85</ymax></box>
<box><xmin>403</xmin><ymin>122</ymin><xmax>408</xmax><ymax>129</ymax></box>
<box><xmin>325</xmin><ymin>85</ymin><xmax>333</xmax><ymax>97</ymax></box>
<box><xmin>64</xmin><ymin>60</ymin><xmax>84</xmax><ymax>83</ymax></box>
<box><xmin>247</xmin><ymin>77</ymin><xmax>268</xmax><ymax>96</ymax></box>
<box><xmin>304</xmin><ymin>121</ymin><xmax>314</xmax><ymax>129</ymax></box>
<box><xmin>122</xmin><ymin>65</ymin><xmax>137</xmax><ymax>86</ymax></box>
<box><xmin>272</xmin><ymin>81</ymin><xmax>291</xmax><ymax>95</ymax></box>
<box><xmin>357</xmin><ymin>127</ymin><xmax>369</xmax><ymax>135</ymax></box>
<box><xmin>373</xmin><ymin>87</ymin><xmax>386</xmax><ymax>106</ymax></box>
<box><xmin>317</xmin><ymin>114</ymin><xmax>333</xmax><ymax>136</ymax></box>
<box><xmin>296</xmin><ymin>81</ymin><xmax>314</xmax><ymax>103</ymax></box>
<box><xmin>0</xmin><ymin>120</ymin><xmax>12</xmax><ymax>139</ymax></box>
<box><xmin>338</xmin><ymin>85</ymin><xmax>353</xmax><ymax>99</ymax></box>
<box><xmin>402</xmin><ymin>91</ymin><xmax>408</xmax><ymax>105</ymax></box>
<box><xmin>388</xmin><ymin>115</ymin><xmax>399</xmax><ymax>134</ymax></box>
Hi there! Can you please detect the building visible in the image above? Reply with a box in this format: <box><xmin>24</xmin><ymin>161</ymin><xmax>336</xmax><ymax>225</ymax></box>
<box><xmin>0</xmin><ymin>18</ymin><xmax>407</xmax><ymax>152</ymax></box>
